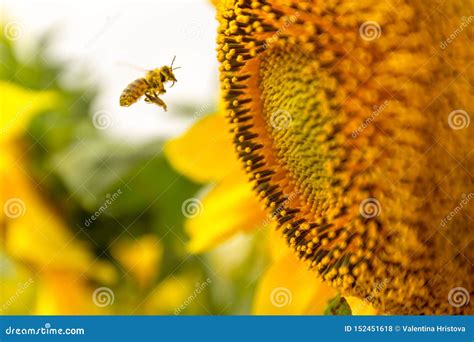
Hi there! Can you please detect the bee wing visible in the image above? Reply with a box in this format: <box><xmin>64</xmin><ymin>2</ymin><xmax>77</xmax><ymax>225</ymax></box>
<box><xmin>115</xmin><ymin>61</ymin><xmax>147</xmax><ymax>72</ymax></box>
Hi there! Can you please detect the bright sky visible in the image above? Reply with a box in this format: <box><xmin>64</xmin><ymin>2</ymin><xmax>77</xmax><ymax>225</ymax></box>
<box><xmin>3</xmin><ymin>0</ymin><xmax>219</xmax><ymax>141</ymax></box>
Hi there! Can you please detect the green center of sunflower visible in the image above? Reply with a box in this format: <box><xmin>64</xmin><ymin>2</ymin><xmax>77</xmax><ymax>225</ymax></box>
<box><xmin>260</xmin><ymin>47</ymin><xmax>342</xmax><ymax>219</ymax></box>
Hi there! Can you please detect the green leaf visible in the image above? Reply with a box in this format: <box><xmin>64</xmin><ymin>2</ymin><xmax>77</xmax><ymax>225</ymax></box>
<box><xmin>324</xmin><ymin>294</ymin><xmax>352</xmax><ymax>315</ymax></box>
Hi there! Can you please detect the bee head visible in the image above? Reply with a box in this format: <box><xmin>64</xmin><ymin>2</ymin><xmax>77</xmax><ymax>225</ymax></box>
<box><xmin>161</xmin><ymin>64</ymin><xmax>178</xmax><ymax>87</ymax></box>
<box><xmin>161</xmin><ymin>66</ymin><xmax>177</xmax><ymax>79</ymax></box>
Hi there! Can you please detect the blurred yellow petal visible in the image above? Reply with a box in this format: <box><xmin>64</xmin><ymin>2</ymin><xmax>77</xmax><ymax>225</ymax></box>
<box><xmin>112</xmin><ymin>235</ymin><xmax>163</xmax><ymax>289</ymax></box>
<box><xmin>186</xmin><ymin>169</ymin><xmax>267</xmax><ymax>253</ymax></box>
<box><xmin>253</xmin><ymin>252</ymin><xmax>337</xmax><ymax>315</ymax></box>
<box><xmin>0</xmin><ymin>145</ymin><xmax>25</xmax><ymax>226</ymax></box>
<box><xmin>88</xmin><ymin>260</ymin><xmax>118</xmax><ymax>285</ymax></box>
<box><xmin>266</xmin><ymin>225</ymin><xmax>289</xmax><ymax>261</ymax></box>
<box><xmin>165</xmin><ymin>114</ymin><xmax>237</xmax><ymax>183</ymax></box>
<box><xmin>0</xmin><ymin>81</ymin><xmax>57</xmax><ymax>143</ymax></box>
<box><xmin>143</xmin><ymin>275</ymin><xmax>197</xmax><ymax>314</ymax></box>
<box><xmin>34</xmin><ymin>272</ymin><xmax>107</xmax><ymax>315</ymax></box>
<box><xmin>2</xmin><ymin>146</ymin><xmax>114</xmax><ymax>282</ymax></box>
<box><xmin>4</xmin><ymin>159</ymin><xmax>97</xmax><ymax>274</ymax></box>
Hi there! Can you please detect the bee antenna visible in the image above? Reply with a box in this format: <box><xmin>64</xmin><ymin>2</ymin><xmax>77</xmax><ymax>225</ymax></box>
<box><xmin>170</xmin><ymin>55</ymin><xmax>176</xmax><ymax>68</ymax></box>
<box><xmin>172</xmin><ymin>66</ymin><xmax>181</xmax><ymax>71</ymax></box>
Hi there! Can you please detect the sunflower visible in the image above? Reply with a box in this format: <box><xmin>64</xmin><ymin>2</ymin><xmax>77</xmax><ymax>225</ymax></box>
<box><xmin>167</xmin><ymin>0</ymin><xmax>473</xmax><ymax>314</ymax></box>
<box><xmin>166</xmin><ymin>113</ymin><xmax>374</xmax><ymax>315</ymax></box>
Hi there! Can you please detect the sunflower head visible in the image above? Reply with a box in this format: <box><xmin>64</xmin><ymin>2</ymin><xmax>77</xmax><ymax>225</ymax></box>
<box><xmin>216</xmin><ymin>0</ymin><xmax>473</xmax><ymax>314</ymax></box>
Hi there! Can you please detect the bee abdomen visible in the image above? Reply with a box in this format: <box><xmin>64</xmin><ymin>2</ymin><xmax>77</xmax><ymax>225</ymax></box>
<box><xmin>119</xmin><ymin>78</ymin><xmax>148</xmax><ymax>106</ymax></box>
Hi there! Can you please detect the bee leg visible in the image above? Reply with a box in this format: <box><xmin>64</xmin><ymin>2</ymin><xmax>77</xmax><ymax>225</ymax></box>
<box><xmin>144</xmin><ymin>92</ymin><xmax>167</xmax><ymax>111</ymax></box>
<box><xmin>144</xmin><ymin>88</ymin><xmax>159</xmax><ymax>102</ymax></box>
<box><xmin>153</xmin><ymin>96</ymin><xmax>168</xmax><ymax>111</ymax></box>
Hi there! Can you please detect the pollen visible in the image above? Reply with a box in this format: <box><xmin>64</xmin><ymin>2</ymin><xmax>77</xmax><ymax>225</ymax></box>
<box><xmin>216</xmin><ymin>0</ymin><xmax>473</xmax><ymax>314</ymax></box>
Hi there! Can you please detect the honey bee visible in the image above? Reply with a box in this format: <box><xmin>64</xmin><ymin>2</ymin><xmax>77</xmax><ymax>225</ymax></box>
<box><xmin>119</xmin><ymin>56</ymin><xmax>179</xmax><ymax>111</ymax></box>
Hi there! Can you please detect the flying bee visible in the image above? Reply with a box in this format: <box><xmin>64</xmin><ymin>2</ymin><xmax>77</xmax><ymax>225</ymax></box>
<box><xmin>119</xmin><ymin>56</ymin><xmax>179</xmax><ymax>111</ymax></box>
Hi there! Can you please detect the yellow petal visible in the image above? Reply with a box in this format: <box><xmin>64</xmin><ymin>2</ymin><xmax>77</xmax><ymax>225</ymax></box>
<box><xmin>6</xmin><ymin>206</ymin><xmax>94</xmax><ymax>273</ymax></box>
<box><xmin>0</xmin><ymin>81</ymin><xmax>57</xmax><ymax>143</ymax></box>
<box><xmin>34</xmin><ymin>271</ymin><xmax>108</xmax><ymax>314</ymax></box>
<box><xmin>165</xmin><ymin>113</ymin><xmax>238</xmax><ymax>183</ymax></box>
<box><xmin>186</xmin><ymin>168</ymin><xmax>267</xmax><ymax>253</ymax></box>
<box><xmin>266</xmin><ymin>224</ymin><xmax>290</xmax><ymax>261</ymax></box>
<box><xmin>2</xmin><ymin>147</ymin><xmax>114</xmax><ymax>282</ymax></box>
<box><xmin>112</xmin><ymin>234</ymin><xmax>163</xmax><ymax>289</ymax></box>
<box><xmin>143</xmin><ymin>275</ymin><xmax>199</xmax><ymax>314</ymax></box>
<box><xmin>252</xmin><ymin>252</ymin><xmax>337</xmax><ymax>315</ymax></box>
<box><xmin>345</xmin><ymin>296</ymin><xmax>378</xmax><ymax>315</ymax></box>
